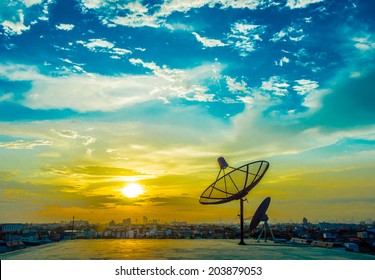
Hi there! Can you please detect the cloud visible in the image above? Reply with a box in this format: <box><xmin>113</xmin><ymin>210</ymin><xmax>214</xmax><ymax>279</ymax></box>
<box><xmin>78</xmin><ymin>38</ymin><xmax>114</xmax><ymax>50</ymax></box>
<box><xmin>0</xmin><ymin>171</ymin><xmax>16</xmax><ymax>180</ymax></box>
<box><xmin>285</xmin><ymin>0</ymin><xmax>325</xmax><ymax>9</ymax></box>
<box><xmin>192</xmin><ymin>32</ymin><xmax>227</xmax><ymax>48</ymax></box>
<box><xmin>1</xmin><ymin>10</ymin><xmax>30</xmax><ymax>35</ymax></box>
<box><xmin>227</xmin><ymin>20</ymin><xmax>265</xmax><ymax>56</ymax></box>
<box><xmin>112</xmin><ymin>47</ymin><xmax>132</xmax><ymax>55</ymax></box>
<box><xmin>293</xmin><ymin>79</ymin><xmax>318</xmax><ymax>95</ymax></box>
<box><xmin>51</xmin><ymin>129</ymin><xmax>96</xmax><ymax>146</ymax></box>
<box><xmin>56</xmin><ymin>23</ymin><xmax>75</xmax><ymax>31</ymax></box>
<box><xmin>79</xmin><ymin>0</ymin><xmax>280</xmax><ymax>30</ymax></box>
<box><xmin>0</xmin><ymin>93</ymin><xmax>13</xmax><ymax>102</ymax></box>
<box><xmin>51</xmin><ymin>129</ymin><xmax>79</xmax><ymax>138</ymax></box>
<box><xmin>21</xmin><ymin>0</ymin><xmax>43</xmax><ymax>7</ymax></box>
<box><xmin>353</xmin><ymin>37</ymin><xmax>375</xmax><ymax>51</ymax></box>
<box><xmin>111</xmin><ymin>3</ymin><xmax>160</xmax><ymax>28</ymax></box>
<box><xmin>0</xmin><ymin>0</ymin><xmax>50</xmax><ymax>35</ymax></box>
<box><xmin>261</xmin><ymin>76</ymin><xmax>290</xmax><ymax>96</ymax></box>
<box><xmin>157</xmin><ymin>0</ymin><xmax>210</xmax><ymax>15</ymax></box>
<box><xmin>79</xmin><ymin>0</ymin><xmax>104</xmax><ymax>9</ymax></box>
<box><xmin>0</xmin><ymin>139</ymin><xmax>52</xmax><ymax>149</ymax></box>
<box><xmin>218</xmin><ymin>0</ymin><xmax>273</xmax><ymax>9</ymax></box>
<box><xmin>41</xmin><ymin>165</ymin><xmax>143</xmax><ymax>178</ymax></box>
<box><xmin>0</xmin><ymin>62</ymin><xmax>221</xmax><ymax>112</ymax></box>
<box><xmin>0</xmin><ymin>178</ymin><xmax>145</xmax><ymax>222</ymax></box>
<box><xmin>77</xmin><ymin>39</ymin><xmax>131</xmax><ymax>58</ymax></box>
<box><xmin>308</xmin><ymin>68</ymin><xmax>375</xmax><ymax>129</ymax></box>
<box><xmin>157</xmin><ymin>0</ymin><xmax>274</xmax><ymax>16</ymax></box>
<box><xmin>0</xmin><ymin>63</ymin><xmax>43</xmax><ymax>80</ymax></box>
<box><xmin>275</xmin><ymin>56</ymin><xmax>290</xmax><ymax>67</ymax></box>
<box><xmin>129</xmin><ymin>58</ymin><xmax>185</xmax><ymax>82</ymax></box>
<box><xmin>129</xmin><ymin>58</ymin><xmax>218</xmax><ymax>102</ymax></box>
<box><xmin>270</xmin><ymin>25</ymin><xmax>305</xmax><ymax>42</ymax></box>
<box><xmin>225</xmin><ymin>76</ymin><xmax>248</xmax><ymax>93</ymax></box>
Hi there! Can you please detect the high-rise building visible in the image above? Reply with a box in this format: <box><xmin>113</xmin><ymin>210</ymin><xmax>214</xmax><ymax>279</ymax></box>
<box><xmin>122</xmin><ymin>218</ymin><xmax>131</xmax><ymax>227</ymax></box>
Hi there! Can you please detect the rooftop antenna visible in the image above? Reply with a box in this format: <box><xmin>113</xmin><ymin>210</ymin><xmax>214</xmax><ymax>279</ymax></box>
<box><xmin>200</xmin><ymin>157</ymin><xmax>269</xmax><ymax>245</ymax></box>
<box><xmin>249</xmin><ymin>197</ymin><xmax>275</xmax><ymax>242</ymax></box>
<box><xmin>71</xmin><ymin>216</ymin><xmax>75</xmax><ymax>240</ymax></box>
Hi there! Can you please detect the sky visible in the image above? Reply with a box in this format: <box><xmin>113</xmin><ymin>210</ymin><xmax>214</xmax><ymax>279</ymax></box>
<box><xmin>0</xmin><ymin>0</ymin><xmax>374</xmax><ymax>224</ymax></box>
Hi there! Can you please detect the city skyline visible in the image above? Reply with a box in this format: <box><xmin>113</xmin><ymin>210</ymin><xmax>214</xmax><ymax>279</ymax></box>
<box><xmin>1</xmin><ymin>0</ymin><xmax>374</xmax><ymax>224</ymax></box>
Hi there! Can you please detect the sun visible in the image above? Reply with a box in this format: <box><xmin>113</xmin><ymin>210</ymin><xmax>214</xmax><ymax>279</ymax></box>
<box><xmin>121</xmin><ymin>183</ymin><xmax>144</xmax><ymax>198</ymax></box>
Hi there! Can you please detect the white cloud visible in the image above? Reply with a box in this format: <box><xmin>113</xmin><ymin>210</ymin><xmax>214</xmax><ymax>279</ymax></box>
<box><xmin>124</xmin><ymin>1</ymin><xmax>148</xmax><ymax>14</ymax></box>
<box><xmin>51</xmin><ymin>129</ymin><xmax>79</xmax><ymax>139</ymax></box>
<box><xmin>217</xmin><ymin>0</ymin><xmax>268</xmax><ymax>9</ymax></box>
<box><xmin>24</xmin><ymin>75</ymin><xmax>155</xmax><ymax>112</ymax></box>
<box><xmin>350</xmin><ymin>72</ymin><xmax>361</xmax><ymax>78</ymax></box>
<box><xmin>21</xmin><ymin>0</ymin><xmax>43</xmax><ymax>7</ymax></box>
<box><xmin>1</xmin><ymin>10</ymin><xmax>30</xmax><ymax>35</ymax></box>
<box><xmin>0</xmin><ymin>93</ymin><xmax>13</xmax><ymax>102</ymax></box>
<box><xmin>113</xmin><ymin>47</ymin><xmax>132</xmax><ymax>56</ymax></box>
<box><xmin>130</xmin><ymin>58</ymin><xmax>217</xmax><ymax>102</ymax></box>
<box><xmin>80</xmin><ymin>38</ymin><xmax>115</xmax><ymax>50</ymax></box>
<box><xmin>275</xmin><ymin>56</ymin><xmax>290</xmax><ymax>67</ymax></box>
<box><xmin>225</xmin><ymin>76</ymin><xmax>248</xmax><ymax>93</ymax></box>
<box><xmin>80</xmin><ymin>0</ymin><xmax>104</xmax><ymax>9</ymax></box>
<box><xmin>57</xmin><ymin>58</ymin><xmax>87</xmax><ymax>74</ymax></box>
<box><xmin>51</xmin><ymin>129</ymin><xmax>96</xmax><ymax>146</ymax></box>
<box><xmin>129</xmin><ymin>58</ymin><xmax>185</xmax><ymax>82</ymax></box>
<box><xmin>353</xmin><ymin>37</ymin><xmax>375</xmax><ymax>51</ymax></box>
<box><xmin>285</xmin><ymin>0</ymin><xmax>324</xmax><ymax>9</ymax></box>
<box><xmin>80</xmin><ymin>0</ymin><xmax>278</xmax><ymax>30</ymax></box>
<box><xmin>59</xmin><ymin>58</ymin><xmax>74</xmax><ymax>64</ymax></box>
<box><xmin>108</xmin><ymin>1</ymin><xmax>161</xmax><ymax>28</ymax></box>
<box><xmin>158</xmin><ymin>0</ymin><xmax>273</xmax><ymax>16</ymax></box>
<box><xmin>0</xmin><ymin>0</ymin><xmax>52</xmax><ymax>33</ymax></box>
<box><xmin>192</xmin><ymin>32</ymin><xmax>227</xmax><ymax>48</ymax></box>
<box><xmin>82</xmin><ymin>136</ymin><xmax>96</xmax><ymax>146</ymax></box>
<box><xmin>0</xmin><ymin>140</ymin><xmax>52</xmax><ymax>149</ymax></box>
<box><xmin>236</xmin><ymin>95</ymin><xmax>254</xmax><ymax>106</ymax></box>
<box><xmin>0</xmin><ymin>64</ymin><xmax>43</xmax><ymax>80</ymax></box>
<box><xmin>261</xmin><ymin>76</ymin><xmax>290</xmax><ymax>96</ymax></box>
<box><xmin>271</xmin><ymin>26</ymin><xmax>305</xmax><ymax>42</ymax></box>
<box><xmin>302</xmin><ymin>88</ymin><xmax>328</xmax><ymax>110</ymax></box>
<box><xmin>271</xmin><ymin>30</ymin><xmax>286</xmax><ymax>42</ymax></box>
<box><xmin>1</xmin><ymin>62</ymin><xmax>222</xmax><ymax>112</ymax></box>
<box><xmin>56</xmin><ymin>23</ymin><xmax>75</xmax><ymax>31</ymax></box>
<box><xmin>231</xmin><ymin>22</ymin><xmax>260</xmax><ymax>36</ymax></box>
<box><xmin>77</xmin><ymin>39</ymin><xmax>131</xmax><ymax>58</ymax></box>
<box><xmin>227</xmin><ymin>21</ymin><xmax>265</xmax><ymax>56</ymax></box>
<box><xmin>111</xmin><ymin>13</ymin><xmax>160</xmax><ymax>28</ymax></box>
<box><xmin>293</xmin><ymin>79</ymin><xmax>318</xmax><ymax>95</ymax></box>
<box><xmin>157</xmin><ymin>0</ymin><xmax>210</xmax><ymax>16</ymax></box>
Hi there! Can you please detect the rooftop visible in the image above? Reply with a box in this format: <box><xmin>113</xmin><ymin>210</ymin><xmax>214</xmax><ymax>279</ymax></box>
<box><xmin>1</xmin><ymin>239</ymin><xmax>375</xmax><ymax>260</ymax></box>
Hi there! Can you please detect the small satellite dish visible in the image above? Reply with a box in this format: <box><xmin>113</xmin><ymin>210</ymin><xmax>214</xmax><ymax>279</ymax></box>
<box><xmin>249</xmin><ymin>197</ymin><xmax>276</xmax><ymax>242</ymax></box>
<box><xmin>249</xmin><ymin>197</ymin><xmax>271</xmax><ymax>231</ymax></box>
<box><xmin>199</xmin><ymin>157</ymin><xmax>269</xmax><ymax>245</ymax></box>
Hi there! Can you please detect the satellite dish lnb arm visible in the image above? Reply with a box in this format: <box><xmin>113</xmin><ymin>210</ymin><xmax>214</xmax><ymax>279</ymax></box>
<box><xmin>217</xmin><ymin>157</ymin><xmax>229</xmax><ymax>169</ymax></box>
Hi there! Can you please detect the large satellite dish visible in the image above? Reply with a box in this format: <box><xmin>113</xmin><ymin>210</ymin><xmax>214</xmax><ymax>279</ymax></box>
<box><xmin>199</xmin><ymin>157</ymin><xmax>269</xmax><ymax>245</ymax></box>
<box><xmin>199</xmin><ymin>157</ymin><xmax>269</xmax><ymax>205</ymax></box>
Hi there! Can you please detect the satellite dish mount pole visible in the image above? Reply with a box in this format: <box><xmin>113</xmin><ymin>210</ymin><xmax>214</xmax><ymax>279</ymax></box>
<box><xmin>239</xmin><ymin>198</ymin><xmax>246</xmax><ymax>245</ymax></box>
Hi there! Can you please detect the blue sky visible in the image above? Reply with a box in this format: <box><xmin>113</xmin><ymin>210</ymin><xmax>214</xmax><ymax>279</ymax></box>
<box><xmin>0</xmin><ymin>0</ymin><xmax>374</xmax><ymax>223</ymax></box>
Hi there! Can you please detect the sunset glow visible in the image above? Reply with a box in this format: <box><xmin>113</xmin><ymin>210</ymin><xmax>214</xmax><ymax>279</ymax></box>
<box><xmin>0</xmin><ymin>0</ymin><xmax>374</xmax><ymax>224</ymax></box>
<box><xmin>121</xmin><ymin>183</ymin><xmax>144</xmax><ymax>198</ymax></box>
